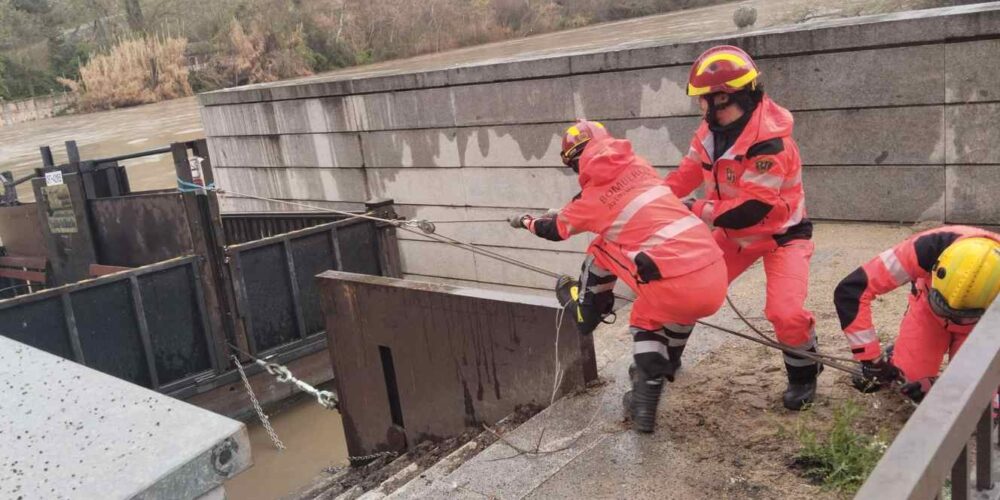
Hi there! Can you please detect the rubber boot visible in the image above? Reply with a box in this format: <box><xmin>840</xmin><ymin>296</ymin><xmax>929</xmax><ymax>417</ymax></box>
<box><xmin>623</xmin><ymin>364</ymin><xmax>664</xmax><ymax>433</ymax></box>
<box><xmin>783</xmin><ymin>363</ymin><xmax>823</xmax><ymax>411</ymax></box>
<box><xmin>665</xmin><ymin>344</ymin><xmax>684</xmax><ymax>382</ymax></box>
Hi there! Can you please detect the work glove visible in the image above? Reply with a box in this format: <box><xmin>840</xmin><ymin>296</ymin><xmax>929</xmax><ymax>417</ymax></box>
<box><xmin>862</xmin><ymin>358</ymin><xmax>900</xmax><ymax>383</ymax></box>
<box><xmin>507</xmin><ymin>213</ymin><xmax>533</xmax><ymax>229</ymax></box>
<box><xmin>850</xmin><ymin>358</ymin><xmax>900</xmax><ymax>393</ymax></box>
<box><xmin>899</xmin><ymin>378</ymin><xmax>934</xmax><ymax>404</ymax></box>
<box><xmin>682</xmin><ymin>198</ymin><xmax>696</xmax><ymax>210</ymax></box>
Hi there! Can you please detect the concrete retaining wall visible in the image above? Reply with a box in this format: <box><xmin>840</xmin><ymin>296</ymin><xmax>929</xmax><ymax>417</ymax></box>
<box><xmin>199</xmin><ymin>3</ymin><xmax>1000</xmax><ymax>292</ymax></box>
<box><xmin>0</xmin><ymin>93</ymin><xmax>75</xmax><ymax>127</ymax></box>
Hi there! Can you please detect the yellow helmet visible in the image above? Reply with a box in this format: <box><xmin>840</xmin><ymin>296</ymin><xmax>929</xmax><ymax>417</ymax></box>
<box><xmin>929</xmin><ymin>237</ymin><xmax>1000</xmax><ymax>320</ymax></box>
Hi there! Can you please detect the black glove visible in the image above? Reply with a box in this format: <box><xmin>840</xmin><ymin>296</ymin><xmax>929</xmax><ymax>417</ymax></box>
<box><xmin>851</xmin><ymin>359</ymin><xmax>899</xmax><ymax>394</ymax></box>
<box><xmin>507</xmin><ymin>213</ymin><xmax>532</xmax><ymax>229</ymax></box>
<box><xmin>861</xmin><ymin>358</ymin><xmax>900</xmax><ymax>383</ymax></box>
<box><xmin>899</xmin><ymin>378</ymin><xmax>934</xmax><ymax>404</ymax></box>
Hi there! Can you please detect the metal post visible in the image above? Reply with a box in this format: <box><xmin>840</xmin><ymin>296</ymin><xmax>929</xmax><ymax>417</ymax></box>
<box><xmin>0</xmin><ymin>171</ymin><xmax>19</xmax><ymax>206</ymax></box>
<box><xmin>977</xmin><ymin>406</ymin><xmax>994</xmax><ymax>491</ymax></box>
<box><xmin>366</xmin><ymin>198</ymin><xmax>403</xmax><ymax>278</ymax></box>
<box><xmin>953</xmin><ymin>444</ymin><xmax>969</xmax><ymax>500</ymax></box>
<box><xmin>39</xmin><ymin>146</ymin><xmax>55</xmax><ymax>168</ymax></box>
<box><xmin>65</xmin><ymin>140</ymin><xmax>80</xmax><ymax>170</ymax></box>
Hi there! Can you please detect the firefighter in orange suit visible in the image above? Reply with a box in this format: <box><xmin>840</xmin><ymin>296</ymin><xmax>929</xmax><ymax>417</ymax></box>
<box><xmin>665</xmin><ymin>45</ymin><xmax>819</xmax><ymax>410</ymax></box>
<box><xmin>508</xmin><ymin>120</ymin><xmax>728</xmax><ymax>433</ymax></box>
<box><xmin>836</xmin><ymin>226</ymin><xmax>1000</xmax><ymax>402</ymax></box>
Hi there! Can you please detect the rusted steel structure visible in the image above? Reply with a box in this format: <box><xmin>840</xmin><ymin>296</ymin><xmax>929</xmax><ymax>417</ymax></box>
<box><xmin>0</xmin><ymin>141</ymin><xmax>403</xmax><ymax>417</ymax></box>
<box><xmin>319</xmin><ymin>271</ymin><xmax>598</xmax><ymax>457</ymax></box>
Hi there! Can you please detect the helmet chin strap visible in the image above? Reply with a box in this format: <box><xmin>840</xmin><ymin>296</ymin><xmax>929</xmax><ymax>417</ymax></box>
<box><xmin>705</xmin><ymin>88</ymin><xmax>762</xmax><ymax>131</ymax></box>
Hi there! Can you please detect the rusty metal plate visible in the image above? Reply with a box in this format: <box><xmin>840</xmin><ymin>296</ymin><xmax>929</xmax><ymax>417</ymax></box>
<box><xmin>90</xmin><ymin>193</ymin><xmax>195</xmax><ymax>267</ymax></box>
<box><xmin>0</xmin><ymin>203</ymin><xmax>46</xmax><ymax>257</ymax></box>
<box><xmin>319</xmin><ymin>271</ymin><xmax>597</xmax><ymax>457</ymax></box>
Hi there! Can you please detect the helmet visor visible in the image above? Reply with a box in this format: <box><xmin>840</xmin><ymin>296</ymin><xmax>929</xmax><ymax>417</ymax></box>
<box><xmin>928</xmin><ymin>289</ymin><xmax>984</xmax><ymax>325</ymax></box>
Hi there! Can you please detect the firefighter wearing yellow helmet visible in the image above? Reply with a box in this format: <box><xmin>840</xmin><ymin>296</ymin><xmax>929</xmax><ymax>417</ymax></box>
<box><xmin>834</xmin><ymin>226</ymin><xmax>1000</xmax><ymax>402</ymax></box>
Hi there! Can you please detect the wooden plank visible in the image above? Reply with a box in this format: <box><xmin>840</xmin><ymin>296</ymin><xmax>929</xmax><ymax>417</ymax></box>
<box><xmin>0</xmin><ymin>268</ymin><xmax>46</xmax><ymax>283</ymax></box>
<box><xmin>89</xmin><ymin>264</ymin><xmax>133</xmax><ymax>277</ymax></box>
<box><xmin>0</xmin><ymin>255</ymin><xmax>47</xmax><ymax>270</ymax></box>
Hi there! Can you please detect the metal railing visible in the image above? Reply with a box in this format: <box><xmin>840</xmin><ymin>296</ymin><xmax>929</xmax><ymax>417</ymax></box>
<box><xmin>856</xmin><ymin>301</ymin><xmax>1000</xmax><ymax>499</ymax></box>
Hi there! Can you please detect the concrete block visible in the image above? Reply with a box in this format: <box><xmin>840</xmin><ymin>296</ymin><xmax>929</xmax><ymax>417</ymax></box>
<box><xmin>448</xmin><ymin>56</ymin><xmax>571</xmax><ymax>86</ymax></box>
<box><xmin>268</xmin><ymin>79</ymin><xmax>356</xmax><ymax>102</ymax></box>
<box><xmin>571</xmin><ymin>66</ymin><xmax>695</xmax><ymax>120</ymax></box>
<box><xmin>367</xmin><ymin>167</ymin><xmax>579</xmax><ymax>208</ymax></box>
<box><xmin>209</xmin><ymin>134</ymin><xmax>362</xmax><ymax>168</ymax></box>
<box><xmin>945</xmin><ymin>39</ymin><xmax>1000</xmax><ymax>104</ymax></box>
<box><xmin>398</xmin><ymin>238</ymin><xmax>478</xmax><ymax>281</ymax></box>
<box><xmin>219</xmin><ymin>195</ymin><xmax>363</xmax><ymax>214</ymax></box>
<box><xmin>271</xmin><ymin>98</ymin><xmax>330</xmax><ymax>134</ymax></box>
<box><xmin>200</xmin><ymin>102</ymin><xmax>277</xmax><ymax>137</ymax></box>
<box><xmin>945</xmin><ymin>103</ymin><xmax>1000</xmax><ymax>164</ymax></box>
<box><xmin>0</xmin><ymin>336</ymin><xmax>251</xmax><ymax>499</ymax></box>
<box><xmin>473</xmin><ymin>246</ymin><xmax>586</xmax><ymax>290</ymax></box>
<box><xmin>762</xmin><ymin>44</ymin><xmax>945</xmax><ymax>109</ymax></box>
<box><xmin>214</xmin><ymin>167</ymin><xmax>369</xmax><ymax>203</ymax></box>
<box><xmin>803</xmin><ymin>165</ymin><xmax>945</xmax><ymax>222</ymax></box>
<box><xmin>362</xmin><ymin>129</ymin><xmax>463</xmax><ymax>168</ymax></box>
<box><xmin>393</xmin><ymin>205</ymin><xmax>592</xmax><ymax>253</ymax></box>
<box><xmin>458</xmin><ymin>125</ymin><xmax>564</xmax><ymax>167</ymax></box>
<box><xmin>453</xmin><ymin>79</ymin><xmax>575</xmax><ymax>126</ymax></box>
<box><xmin>946</xmin><ymin>165</ymin><xmax>1000</xmax><ymax>225</ymax></box>
<box><xmin>366</xmin><ymin>168</ymin><xmax>470</xmax><ymax>206</ymax></box>
<box><xmin>610</xmin><ymin>117</ymin><xmax>700</xmax><ymax>167</ymax></box>
<box><xmin>796</xmin><ymin>106</ymin><xmax>945</xmax><ymax>165</ymax></box>
<box><xmin>271</xmin><ymin>97</ymin><xmax>359</xmax><ymax>133</ymax></box>
<box><xmin>353</xmin><ymin>87</ymin><xmax>455</xmax><ymax>131</ymax></box>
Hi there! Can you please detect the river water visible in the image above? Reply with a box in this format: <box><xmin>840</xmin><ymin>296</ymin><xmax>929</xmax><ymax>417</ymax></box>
<box><xmin>0</xmin><ymin>97</ymin><xmax>202</xmax><ymax>201</ymax></box>
<box><xmin>225</xmin><ymin>397</ymin><xmax>350</xmax><ymax>500</ymax></box>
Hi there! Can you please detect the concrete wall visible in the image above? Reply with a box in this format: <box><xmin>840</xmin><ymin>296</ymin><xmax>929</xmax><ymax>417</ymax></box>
<box><xmin>199</xmin><ymin>4</ymin><xmax>1000</xmax><ymax>293</ymax></box>
<box><xmin>0</xmin><ymin>93</ymin><xmax>75</xmax><ymax>127</ymax></box>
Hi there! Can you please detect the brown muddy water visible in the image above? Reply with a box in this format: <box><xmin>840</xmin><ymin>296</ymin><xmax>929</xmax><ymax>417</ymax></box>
<box><xmin>225</xmin><ymin>397</ymin><xmax>350</xmax><ymax>500</ymax></box>
<box><xmin>0</xmin><ymin>97</ymin><xmax>202</xmax><ymax>201</ymax></box>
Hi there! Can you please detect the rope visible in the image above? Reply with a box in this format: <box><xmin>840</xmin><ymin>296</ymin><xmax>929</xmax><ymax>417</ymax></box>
<box><xmin>177</xmin><ymin>178</ymin><xmax>215</xmax><ymax>193</ymax></box>
<box><xmin>210</xmin><ymin>187</ymin><xmax>861</xmax><ymax>376</ymax></box>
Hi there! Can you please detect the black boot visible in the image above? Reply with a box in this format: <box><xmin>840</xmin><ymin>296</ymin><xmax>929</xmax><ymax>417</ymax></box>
<box><xmin>782</xmin><ymin>347</ymin><xmax>823</xmax><ymax>411</ymax></box>
<box><xmin>624</xmin><ymin>364</ymin><xmax>664</xmax><ymax>433</ymax></box>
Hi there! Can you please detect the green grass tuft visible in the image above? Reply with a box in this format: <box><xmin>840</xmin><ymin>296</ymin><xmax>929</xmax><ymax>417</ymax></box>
<box><xmin>794</xmin><ymin>402</ymin><xmax>888</xmax><ymax>494</ymax></box>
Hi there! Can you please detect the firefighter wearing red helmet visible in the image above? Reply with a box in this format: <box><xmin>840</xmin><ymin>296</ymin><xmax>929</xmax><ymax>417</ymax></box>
<box><xmin>665</xmin><ymin>45</ymin><xmax>819</xmax><ymax>410</ymax></box>
<box><xmin>508</xmin><ymin>120</ymin><xmax>729</xmax><ymax>433</ymax></box>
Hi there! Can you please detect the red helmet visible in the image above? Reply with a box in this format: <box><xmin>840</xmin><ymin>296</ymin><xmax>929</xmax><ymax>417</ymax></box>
<box><xmin>687</xmin><ymin>45</ymin><xmax>760</xmax><ymax>96</ymax></box>
<box><xmin>560</xmin><ymin>120</ymin><xmax>610</xmax><ymax>166</ymax></box>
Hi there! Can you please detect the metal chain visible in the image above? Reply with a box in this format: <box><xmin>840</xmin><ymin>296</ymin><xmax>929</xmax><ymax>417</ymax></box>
<box><xmin>231</xmin><ymin>355</ymin><xmax>286</xmax><ymax>451</ymax></box>
<box><xmin>324</xmin><ymin>450</ymin><xmax>400</xmax><ymax>474</ymax></box>
<box><xmin>227</xmin><ymin>343</ymin><xmax>339</xmax><ymax>410</ymax></box>
<box><xmin>258</xmin><ymin>359</ymin><xmax>339</xmax><ymax>410</ymax></box>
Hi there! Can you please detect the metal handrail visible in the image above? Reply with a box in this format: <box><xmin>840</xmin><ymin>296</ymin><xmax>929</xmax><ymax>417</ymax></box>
<box><xmin>856</xmin><ymin>301</ymin><xmax>1000</xmax><ymax>499</ymax></box>
<box><xmin>88</xmin><ymin>145</ymin><xmax>172</xmax><ymax>165</ymax></box>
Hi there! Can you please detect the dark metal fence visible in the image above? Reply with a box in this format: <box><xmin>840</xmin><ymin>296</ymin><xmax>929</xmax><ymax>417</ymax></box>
<box><xmin>227</xmin><ymin>215</ymin><xmax>386</xmax><ymax>358</ymax></box>
<box><xmin>0</xmin><ymin>256</ymin><xmax>217</xmax><ymax>391</ymax></box>
<box><xmin>0</xmin><ymin>139</ymin><xmax>403</xmax><ymax>414</ymax></box>
<box><xmin>221</xmin><ymin>212</ymin><xmax>347</xmax><ymax>245</ymax></box>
